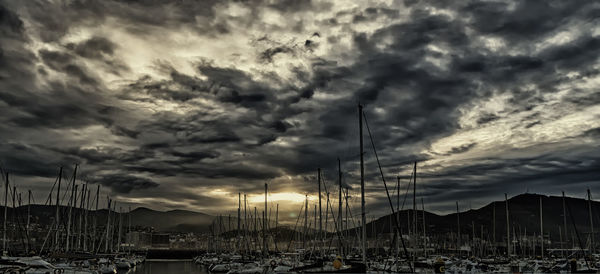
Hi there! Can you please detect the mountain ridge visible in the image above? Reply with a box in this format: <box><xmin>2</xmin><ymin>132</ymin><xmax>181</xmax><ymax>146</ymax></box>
<box><xmin>353</xmin><ymin>193</ymin><xmax>599</xmax><ymax>243</ymax></box>
<box><xmin>0</xmin><ymin>204</ymin><xmax>216</xmax><ymax>233</ymax></box>
<box><xmin>1</xmin><ymin>192</ymin><xmax>598</xmax><ymax>238</ymax></box>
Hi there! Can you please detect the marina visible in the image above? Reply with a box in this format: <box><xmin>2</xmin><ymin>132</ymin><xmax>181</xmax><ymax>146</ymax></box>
<box><xmin>1</xmin><ymin>0</ymin><xmax>599</xmax><ymax>272</ymax></box>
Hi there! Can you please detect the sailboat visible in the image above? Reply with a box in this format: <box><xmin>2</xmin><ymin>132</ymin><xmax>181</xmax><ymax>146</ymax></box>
<box><xmin>283</xmin><ymin>105</ymin><xmax>368</xmax><ymax>273</ymax></box>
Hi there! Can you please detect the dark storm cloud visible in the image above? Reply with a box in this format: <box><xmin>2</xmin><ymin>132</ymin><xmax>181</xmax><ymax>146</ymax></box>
<box><xmin>353</xmin><ymin>7</ymin><xmax>400</xmax><ymax>23</ymax></box>
<box><xmin>0</xmin><ymin>1</ymin><xmax>150</xmax><ymax>199</ymax></box>
<box><xmin>295</xmin><ymin>1</ymin><xmax>599</xmax><ymax>214</ymax></box>
<box><xmin>170</xmin><ymin>151</ymin><xmax>220</xmax><ymax>163</ymax></box>
<box><xmin>582</xmin><ymin>127</ymin><xmax>600</xmax><ymax>138</ymax></box>
<box><xmin>287</xmin><ymin>58</ymin><xmax>349</xmax><ymax>103</ymax></box>
<box><xmin>313</xmin><ymin>11</ymin><xmax>478</xmax><ymax>153</ymax></box>
<box><xmin>417</xmin><ymin>145</ymin><xmax>600</xmax><ymax>205</ymax></box>
<box><xmin>1</xmin><ymin>0</ymin><xmax>599</xmax><ymax>216</ymax></box>
<box><xmin>524</xmin><ymin>121</ymin><xmax>541</xmax><ymax>128</ymax></box>
<box><xmin>38</xmin><ymin>49</ymin><xmax>91</xmax><ymax>82</ymax></box>
<box><xmin>0</xmin><ymin>4</ymin><xmax>24</xmax><ymax>40</ymax></box>
<box><xmin>267</xmin><ymin>0</ymin><xmax>328</xmax><ymax>13</ymax></box>
<box><xmin>196</xmin><ymin>63</ymin><xmax>272</xmax><ymax>105</ymax></box>
<box><xmin>0</xmin><ymin>11</ymin><xmax>119</xmax><ymax>131</ymax></box>
<box><xmin>68</xmin><ymin>36</ymin><xmax>115</xmax><ymax>59</ymax></box>
<box><xmin>0</xmin><ymin>143</ymin><xmax>66</xmax><ymax>178</ymax></box>
<box><xmin>565</xmin><ymin>87</ymin><xmax>600</xmax><ymax>108</ymax></box>
<box><xmin>89</xmin><ymin>173</ymin><xmax>159</xmax><ymax>194</ymax></box>
<box><xmin>17</xmin><ymin>0</ymin><xmax>229</xmax><ymax>43</ymax></box>
<box><xmin>448</xmin><ymin>143</ymin><xmax>477</xmax><ymax>154</ymax></box>
<box><xmin>259</xmin><ymin>46</ymin><xmax>295</xmax><ymax>63</ymax></box>
<box><xmin>124</xmin><ymin>162</ymin><xmax>282</xmax><ymax>181</ymax></box>
<box><xmin>269</xmin><ymin>121</ymin><xmax>290</xmax><ymax>133</ymax></box>
<box><xmin>123</xmin><ymin>74</ymin><xmax>201</xmax><ymax>103</ymax></box>
<box><xmin>46</xmin><ymin>146</ymin><xmax>156</xmax><ymax>166</ymax></box>
<box><xmin>476</xmin><ymin>113</ymin><xmax>500</xmax><ymax>125</ymax></box>
<box><xmin>189</xmin><ymin>131</ymin><xmax>241</xmax><ymax>144</ymax></box>
<box><xmin>4</xmin><ymin>85</ymin><xmax>115</xmax><ymax>129</ymax></box>
<box><xmin>125</xmin><ymin>61</ymin><xmax>277</xmax><ymax>108</ymax></box>
<box><xmin>462</xmin><ymin>1</ymin><xmax>594</xmax><ymax>40</ymax></box>
<box><xmin>65</xmin><ymin>36</ymin><xmax>130</xmax><ymax>75</ymax></box>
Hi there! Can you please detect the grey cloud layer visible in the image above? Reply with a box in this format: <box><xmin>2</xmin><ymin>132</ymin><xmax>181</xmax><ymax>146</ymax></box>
<box><xmin>1</xmin><ymin>0</ymin><xmax>599</xmax><ymax>216</ymax></box>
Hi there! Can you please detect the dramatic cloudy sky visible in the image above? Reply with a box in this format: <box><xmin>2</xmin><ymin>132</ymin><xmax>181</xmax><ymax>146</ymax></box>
<box><xmin>1</xmin><ymin>0</ymin><xmax>599</xmax><ymax>223</ymax></box>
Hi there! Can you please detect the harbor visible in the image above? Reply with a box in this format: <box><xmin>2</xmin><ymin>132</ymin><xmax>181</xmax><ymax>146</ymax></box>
<box><xmin>1</xmin><ymin>0</ymin><xmax>600</xmax><ymax>272</ymax></box>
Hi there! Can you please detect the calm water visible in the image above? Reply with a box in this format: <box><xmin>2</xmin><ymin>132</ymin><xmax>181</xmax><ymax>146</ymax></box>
<box><xmin>118</xmin><ymin>260</ymin><xmax>208</xmax><ymax>274</ymax></box>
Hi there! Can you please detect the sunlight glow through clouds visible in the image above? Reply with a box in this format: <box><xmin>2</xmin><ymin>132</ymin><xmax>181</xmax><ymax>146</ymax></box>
<box><xmin>248</xmin><ymin>192</ymin><xmax>316</xmax><ymax>204</ymax></box>
<box><xmin>207</xmin><ymin>189</ymin><xmax>316</xmax><ymax>206</ymax></box>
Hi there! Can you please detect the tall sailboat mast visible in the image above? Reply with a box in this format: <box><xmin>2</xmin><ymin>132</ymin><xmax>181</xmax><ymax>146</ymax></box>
<box><xmin>314</xmin><ymin>204</ymin><xmax>317</xmax><ymax>242</ymax></box>
<box><xmin>105</xmin><ymin>197</ymin><xmax>111</xmax><ymax>253</ymax></box>
<box><xmin>562</xmin><ymin>191</ymin><xmax>568</xmax><ymax>249</ymax></box>
<box><xmin>254</xmin><ymin>207</ymin><xmax>257</xmax><ymax>245</ymax></box>
<box><xmin>66</xmin><ymin>165</ymin><xmax>78</xmax><ymax>251</ymax></box>
<box><xmin>358</xmin><ymin>104</ymin><xmax>366</xmax><ymax>265</ymax></box>
<box><xmin>77</xmin><ymin>183</ymin><xmax>86</xmax><ymax>250</ymax></box>
<box><xmin>118</xmin><ymin>207</ymin><xmax>123</xmax><ymax>252</ymax></box>
<box><xmin>93</xmin><ymin>185</ymin><xmax>99</xmax><ymax>253</ymax></box>
<box><xmin>344</xmin><ymin>188</ymin><xmax>349</xmax><ymax>236</ymax></box>
<box><xmin>588</xmin><ymin>189</ymin><xmax>595</xmax><ymax>255</ymax></box>
<box><xmin>318</xmin><ymin>168</ymin><xmax>322</xmax><ymax>243</ymax></box>
<box><xmin>304</xmin><ymin>194</ymin><xmax>307</xmax><ymax>249</ymax></box>
<box><xmin>263</xmin><ymin>183</ymin><xmax>267</xmax><ymax>256</ymax></box>
<box><xmin>338</xmin><ymin>158</ymin><xmax>342</xmax><ymax>255</ymax></box>
<box><xmin>244</xmin><ymin>194</ymin><xmax>248</xmax><ymax>253</ymax></box>
<box><xmin>84</xmin><ymin>188</ymin><xmax>90</xmax><ymax>251</ymax></box>
<box><xmin>505</xmin><ymin>193</ymin><xmax>510</xmax><ymax>257</ymax></box>
<box><xmin>55</xmin><ymin>167</ymin><xmax>62</xmax><ymax>251</ymax></box>
<box><xmin>492</xmin><ymin>202</ymin><xmax>496</xmax><ymax>254</ymax></box>
<box><xmin>128</xmin><ymin>206</ymin><xmax>132</xmax><ymax>254</ymax></box>
<box><xmin>27</xmin><ymin>189</ymin><xmax>31</xmax><ymax>253</ymax></box>
<box><xmin>539</xmin><ymin>196</ymin><xmax>543</xmax><ymax>259</ymax></box>
<box><xmin>275</xmin><ymin>203</ymin><xmax>279</xmax><ymax>252</ymax></box>
<box><xmin>396</xmin><ymin>175</ymin><xmax>400</xmax><ymax>257</ymax></box>
<box><xmin>238</xmin><ymin>192</ymin><xmax>241</xmax><ymax>240</ymax></box>
<box><xmin>11</xmin><ymin>187</ymin><xmax>15</xmax><ymax>248</ymax></box>
<box><xmin>422</xmin><ymin>197</ymin><xmax>426</xmax><ymax>256</ymax></box>
<box><xmin>413</xmin><ymin>162</ymin><xmax>417</xmax><ymax>248</ymax></box>
<box><xmin>456</xmin><ymin>202</ymin><xmax>460</xmax><ymax>251</ymax></box>
<box><xmin>72</xmin><ymin>184</ymin><xmax>79</xmax><ymax>249</ymax></box>
<box><xmin>3</xmin><ymin>172</ymin><xmax>8</xmax><ymax>255</ymax></box>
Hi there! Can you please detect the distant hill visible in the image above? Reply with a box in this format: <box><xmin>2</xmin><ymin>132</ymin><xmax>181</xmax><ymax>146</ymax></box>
<box><xmin>1</xmin><ymin>193</ymin><xmax>598</xmax><ymax>239</ymax></box>
<box><xmin>0</xmin><ymin>204</ymin><xmax>285</xmax><ymax>235</ymax></box>
<box><xmin>129</xmin><ymin>207</ymin><xmax>214</xmax><ymax>232</ymax></box>
<box><xmin>0</xmin><ymin>205</ymin><xmax>215</xmax><ymax>233</ymax></box>
<box><xmin>349</xmin><ymin>193</ymin><xmax>599</xmax><ymax>243</ymax></box>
